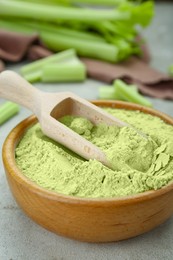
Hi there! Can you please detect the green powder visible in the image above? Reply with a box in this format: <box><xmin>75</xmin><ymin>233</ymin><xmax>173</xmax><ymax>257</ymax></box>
<box><xmin>15</xmin><ymin>108</ymin><xmax>173</xmax><ymax>198</ymax></box>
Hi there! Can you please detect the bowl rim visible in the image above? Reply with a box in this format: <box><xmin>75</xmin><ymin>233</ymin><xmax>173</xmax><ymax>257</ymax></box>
<box><xmin>2</xmin><ymin>100</ymin><xmax>173</xmax><ymax>206</ymax></box>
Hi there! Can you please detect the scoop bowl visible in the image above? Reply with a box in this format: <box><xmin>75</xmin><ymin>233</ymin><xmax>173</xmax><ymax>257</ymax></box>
<box><xmin>2</xmin><ymin>101</ymin><xmax>173</xmax><ymax>242</ymax></box>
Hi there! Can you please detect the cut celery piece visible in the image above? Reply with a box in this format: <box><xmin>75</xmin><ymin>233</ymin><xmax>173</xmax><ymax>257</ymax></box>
<box><xmin>99</xmin><ymin>86</ymin><xmax>115</xmax><ymax>99</ymax></box>
<box><xmin>21</xmin><ymin>49</ymin><xmax>86</xmax><ymax>83</ymax></box>
<box><xmin>114</xmin><ymin>79</ymin><xmax>152</xmax><ymax>107</ymax></box>
<box><xmin>41</xmin><ymin>58</ymin><xmax>86</xmax><ymax>82</ymax></box>
<box><xmin>21</xmin><ymin>49</ymin><xmax>75</xmax><ymax>76</ymax></box>
<box><xmin>0</xmin><ymin>102</ymin><xmax>20</xmax><ymax>125</ymax></box>
<box><xmin>21</xmin><ymin>49</ymin><xmax>78</xmax><ymax>82</ymax></box>
<box><xmin>98</xmin><ymin>86</ymin><xmax>122</xmax><ymax>100</ymax></box>
<box><xmin>23</xmin><ymin>71</ymin><xmax>41</xmax><ymax>83</ymax></box>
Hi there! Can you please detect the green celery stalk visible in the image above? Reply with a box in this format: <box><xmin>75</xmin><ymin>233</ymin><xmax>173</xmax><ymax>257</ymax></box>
<box><xmin>23</xmin><ymin>71</ymin><xmax>42</xmax><ymax>83</ymax></box>
<box><xmin>114</xmin><ymin>80</ymin><xmax>152</xmax><ymax>107</ymax></box>
<box><xmin>169</xmin><ymin>65</ymin><xmax>173</xmax><ymax>77</ymax></box>
<box><xmin>93</xmin><ymin>22</ymin><xmax>140</xmax><ymax>61</ymax></box>
<box><xmin>10</xmin><ymin>0</ymin><xmax>70</xmax><ymax>6</ymax></box>
<box><xmin>20</xmin><ymin>20</ymin><xmax>120</xmax><ymax>61</ymax></box>
<box><xmin>20</xmin><ymin>20</ymin><xmax>106</xmax><ymax>42</ymax></box>
<box><xmin>9</xmin><ymin>0</ymin><xmax>125</xmax><ymax>6</ymax></box>
<box><xmin>40</xmin><ymin>30</ymin><xmax>119</xmax><ymax>62</ymax></box>
<box><xmin>119</xmin><ymin>1</ymin><xmax>154</xmax><ymax>27</ymax></box>
<box><xmin>98</xmin><ymin>86</ymin><xmax>122</xmax><ymax>100</ymax></box>
<box><xmin>69</xmin><ymin>0</ymin><xmax>125</xmax><ymax>5</ymax></box>
<box><xmin>0</xmin><ymin>102</ymin><xmax>20</xmax><ymax>125</ymax></box>
<box><xmin>0</xmin><ymin>18</ymin><xmax>120</xmax><ymax>62</ymax></box>
<box><xmin>48</xmin><ymin>26</ymin><xmax>105</xmax><ymax>42</ymax></box>
<box><xmin>99</xmin><ymin>86</ymin><xmax>115</xmax><ymax>99</ymax></box>
<box><xmin>97</xmin><ymin>21</ymin><xmax>136</xmax><ymax>41</ymax></box>
<box><xmin>0</xmin><ymin>0</ymin><xmax>129</xmax><ymax>22</ymax></box>
<box><xmin>37</xmin><ymin>24</ymin><xmax>106</xmax><ymax>42</ymax></box>
<box><xmin>0</xmin><ymin>19</ymin><xmax>35</xmax><ymax>35</ymax></box>
<box><xmin>0</xmin><ymin>0</ymin><xmax>154</xmax><ymax>63</ymax></box>
<box><xmin>41</xmin><ymin>58</ymin><xmax>86</xmax><ymax>82</ymax></box>
<box><xmin>110</xmin><ymin>37</ymin><xmax>135</xmax><ymax>61</ymax></box>
<box><xmin>21</xmin><ymin>49</ymin><xmax>76</xmax><ymax>81</ymax></box>
<box><xmin>0</xmin><ymin>18</ymin><xmax>106</xmax><ymax>43</ymax></box>
<box><xmin>21</xmin><ymin>49</ymin><xmax>75</xmax><ymax>74</ymax></box>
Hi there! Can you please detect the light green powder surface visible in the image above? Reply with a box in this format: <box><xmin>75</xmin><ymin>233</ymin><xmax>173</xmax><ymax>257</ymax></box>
<box><xmin>15</xmin><ymin>108</ymin><xmax>173</xmax><ymax>198</ymax></box>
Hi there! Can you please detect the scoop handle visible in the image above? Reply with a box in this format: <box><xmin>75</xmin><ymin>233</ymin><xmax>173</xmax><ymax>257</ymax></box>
<box><xmin>0</xmin><ymin>70</ymin><xmax>40</xmax><ymax>112</ymax></box>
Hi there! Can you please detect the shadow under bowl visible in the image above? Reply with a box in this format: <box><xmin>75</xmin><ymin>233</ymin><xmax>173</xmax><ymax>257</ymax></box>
<box><xmin>2</xmin><ymin>101</ymin><xmax>173</xmax><ymax>242</ymax></box>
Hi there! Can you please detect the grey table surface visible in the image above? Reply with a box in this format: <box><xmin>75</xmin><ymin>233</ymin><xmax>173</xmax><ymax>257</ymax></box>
<box><xmin>0</xmin><ymin>2</ymin><xmax>173</xmax><ymax>260</ymax></box>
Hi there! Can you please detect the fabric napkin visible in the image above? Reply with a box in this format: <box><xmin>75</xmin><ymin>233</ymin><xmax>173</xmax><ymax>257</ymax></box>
<box><xmin>81</xmin><ymin>57</ymin><xmax>173</xmax><ymax>99</ymax></box>
<box><xmin>0</xmin><ymin>59</ymin><xmax>4</xmax><ymax>72</ymax></box>
<box><xmin>0</xmin><ymin>29</ymin><xmax>52</xmax><ymax>64</ymax></box>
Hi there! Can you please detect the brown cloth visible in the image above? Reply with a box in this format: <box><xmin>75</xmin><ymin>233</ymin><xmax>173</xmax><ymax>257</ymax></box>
<box><xmin>0</xmin><ymin>29</ymin><xmax>173</xmax><ymax>99</ymax></box>
<box><xmin>0</xmin><ymin>29</ymin><xmax>52</xmax><ymax>63</ymax></box>
<box><xmin>81</xmin><ymin>57</ymin><xmax>173</xmax><ymax>99</ymax></box>
<box><xmin>0</xmin><ymin>60</ymin><xmax>4</xmax><ymax>71</ymax></box>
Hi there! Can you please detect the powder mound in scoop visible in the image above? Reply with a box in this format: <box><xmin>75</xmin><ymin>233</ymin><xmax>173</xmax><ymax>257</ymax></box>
<box><xmin>15</xmin><ymin>109</ymin><xmax>173</xmax><ymax>198</ymax></box>
<box><xmin>60</xmin><ymin>116</ymin><xmax>93</xmax><ymax>136</ymax></box>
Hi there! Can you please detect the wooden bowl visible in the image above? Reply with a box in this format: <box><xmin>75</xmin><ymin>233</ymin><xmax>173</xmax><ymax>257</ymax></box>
<box><xmin>2</xmin><ymin>101</ymin><xmax>173</xmax><ymax>242</ymax></box>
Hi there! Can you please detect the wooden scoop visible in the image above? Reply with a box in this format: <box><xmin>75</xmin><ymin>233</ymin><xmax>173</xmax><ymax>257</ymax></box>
<box><xmin>0</xmin><ymin>70</ymin><xmax>128</xmax><ymax>168</ymax></box>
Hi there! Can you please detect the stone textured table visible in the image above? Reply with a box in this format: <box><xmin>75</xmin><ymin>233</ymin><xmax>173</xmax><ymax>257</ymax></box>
<box><xmin>0</xmin><ymin>2</ymin><xmax>173</xmax><ymax>260</ymax></box>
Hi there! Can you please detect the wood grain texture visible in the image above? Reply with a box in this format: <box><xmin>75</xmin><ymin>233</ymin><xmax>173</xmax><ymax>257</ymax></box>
<box><xmin>2</xmin><ymin>101</ymin><xmax>173</xmax><ymax>242</ymax></box>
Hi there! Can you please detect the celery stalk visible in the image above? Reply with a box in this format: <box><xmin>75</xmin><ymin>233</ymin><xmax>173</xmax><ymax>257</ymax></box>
<box><xmin>98</xmin><ymin>86</ymin><xmax>122</xmax><ymax>100</ymax></box>
<box><xmin>23</xmin><ymin>71</ymin><xmax>42</xmax><ymax>83</ymax></box>
<box><xmin>7</xmin><ymin>17</ymin><xmax>119</xmax><ymax>62</ymax></box>
<box><xmin>69</xmin><ymin>0</ymin><xmax>125</xmax><ymax>5</ymax></box>
<box><xmin>21</xmin><ymin>49</ymin><xmax>87</xmax><ymax>83</ymax></box>
<box><xmin>23</xmin><ymin>21</ymin><xmax>106</xmax><ymax>43</ymax></box>
<box><xmin>21</xmin><ymin>49</ymin><xmax>75</xmax><ymax>74</ymax></box>
<box><xmin>41</xmin><ymin>58</ymin><xmax>86</xmax><ymax>82</ymax></box>
<box><xmin>0</xmin><ymin>18</ymin><xmax>106</xmax><ymax>43</ymax></box>
<box><xmin>0</xmin><ymin>102</ymin><xmax>20</xmax><ymax>125</ymax></box>
<box><xmin>114</xmin><ymin>80</ymin><xmax>152</xmax><ymax>107</ymax></box>
<box><xmin>0</xmin><ymin>19</ymin><xmax>35</xmax><ymax>35</ymax></box>
<box><xmin>10</xmin><ymin>0</ymin><xmax>70</xmax><ymax>6</ymax></box>
<box><xmin>11</xmin><ymin>19</ymin><xmax>106</xmax><ymax>43</ymax></box>
<box><xmin>0</xmin><ymin>0</ymin><xmax>154</xmax><ymax>63</ymax></box>
<box><xmin>21</xmin><ymin>49</ymin><xmax>75</xmax><ymax>80</ymax></box>
<box><xmin>98</xmin><ymin>80</ymin><xmax>152</xmax><ymax>107</ymax></box>
<box><xmin>0</xmin><ymin>1</ymin><xmax>129</xmax><ymax>22</ymax></box>
<box><xmin>48</xmin><ymin>26</ymin><xmax>105</xmax><ymax>42</ymax></box>
<box><xmin>11</xmin><ymin>0</ymin><xmax>125</xmax><ymax>6</ymax></box>
<box><xmin>21</xmin><ymin>20</ymin><xmax>119</xmax><ymax>61</ymax></box>
<box><xmin>169</xmin><ymin>65</ymin><xmax>173</xmax><ymax>77</ymax></box>
<box><xmin>118</xmin><ymin>1</ymin><xmax>154</xmax><ymax>27</ymax></box>
<box><xmin>40</xmin><ymin>31</ymin><xmax>119</xmax><ymax>62</ymax></box>
<box><xmin>99</xmin><ymin>86</ymin><xmax>115</xmax><ymax>100</ymax></box>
